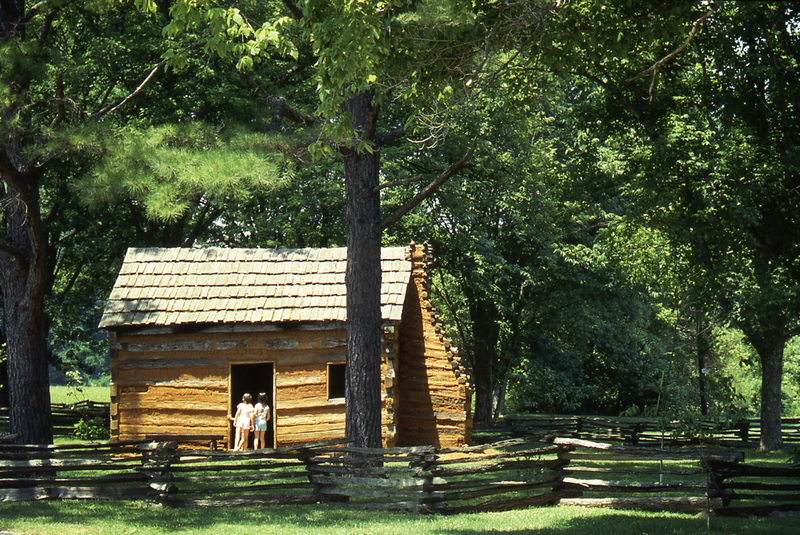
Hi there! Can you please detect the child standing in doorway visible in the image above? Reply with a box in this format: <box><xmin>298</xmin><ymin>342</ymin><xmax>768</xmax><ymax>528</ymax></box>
<box><xmin>228</xmin><ymin>393</ymin><xmax>254</xmax><ymax>451</ymax></box>
<box><xmin>253</xmin><ymin>392</ymin><xmax>271</xmax><ymax>450</ymax></box>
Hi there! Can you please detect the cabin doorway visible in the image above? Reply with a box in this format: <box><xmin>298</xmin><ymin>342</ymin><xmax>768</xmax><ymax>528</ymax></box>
<box><xmin>230</xmin><ymin>363</ymin><xmax>275</xmax><ymax>450</ymax></box>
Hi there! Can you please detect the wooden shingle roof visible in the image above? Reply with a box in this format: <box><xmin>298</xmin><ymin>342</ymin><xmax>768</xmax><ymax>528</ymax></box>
<box><xmin>99</xmin><ymin>246</ymin><xmax>412</xmax><ymax>330</ymax></box>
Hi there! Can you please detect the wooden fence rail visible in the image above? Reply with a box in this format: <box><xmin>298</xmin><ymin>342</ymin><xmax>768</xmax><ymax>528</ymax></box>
<box><xmin>553</xmin><ymin>437</ymin><xmax>744</xmax><ymax>512</ymax></box>
<box><xmin>474</xmin><ymin>416</ymin><xmax>800</xmax><ymax>447</ymax></box>
<box><xmin>138</xmin><ymin>440</ymin><xmax>320</xmax><ymax>507</ymax></box>
<box><xmin>1</xmin><ymin>402</ymin><xmax>111</xmax><ymax>438</ymax></box>
<box><xmin>304</xmin><ymin>438</ymin><xmax>571</xmax><ymax>513</ymax></box>
<box><xmin>706</xmin><ymin>459</ymin><xmax>800</xmax><ymax>516</ymax></box>
<box><xmin>0</xmin><ymin>437</ymin><xmax>572</xmax><ymax>512</ymax></box>
<box><xmin>0</xmin><ymin>440</ymin><xmax>151</xmax><ymax>501</ymax></box>
<box><xmin>1</xmin><ymin>436</ymin><xmax>798</xmax><ymax>515</ymax></box>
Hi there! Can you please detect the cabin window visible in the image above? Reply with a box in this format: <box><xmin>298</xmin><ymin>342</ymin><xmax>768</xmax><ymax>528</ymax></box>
<box><xmin>328</xmin><ymin>363</ymin><xmax>346</xmax><ymax>400</ymax></box>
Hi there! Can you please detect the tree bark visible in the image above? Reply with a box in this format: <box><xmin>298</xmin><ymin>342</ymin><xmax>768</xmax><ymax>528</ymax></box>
<box><xmin>1</xmin><ymin>1</ymin><xmax>53</xmax><ymax>445</ymax></box>
<box><xmin>343</xmin><ymin>91</ymin><xmax>382</xmax><ymax>449</ymax></box>
<box><xmin>469</xmin><ymin>298</ymin><xmax>500</xmax><ymax>425</ymax></box>
<box><xmin>696</xmin><ymin>318</ymin><xmax>709</xmax><ymax>416</ymax></box>
<box><xmin>742</xmin><ymin>314</ymin><xmax>786</xmax><ymax>451</ymax></box>
<box><xmin>0</xmin><ymin>169</ymin><xmax>53</xmax><ymax>445</ymax></box>
<box><xmin>756</xmin><ymin>338</ymin><xmax>785</xmax><ymax>452</ymax></box>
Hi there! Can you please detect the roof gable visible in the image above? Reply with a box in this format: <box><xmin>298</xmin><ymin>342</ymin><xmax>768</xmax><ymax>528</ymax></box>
<box><xmin>99</xmin><ymin>246</ymin><xmax>412</xmax><ymax>330</ymax></box>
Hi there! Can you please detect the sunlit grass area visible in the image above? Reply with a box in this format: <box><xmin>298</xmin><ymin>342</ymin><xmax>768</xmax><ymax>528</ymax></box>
<box><xmin>50</xmin><ymin>385</ymin><xmax>110</xmax><ymax>405</ymax></box>
<box><xmin>0</xmin><ymin>501</ymin><xmax>795</xmax><ymax>535</ymax></box>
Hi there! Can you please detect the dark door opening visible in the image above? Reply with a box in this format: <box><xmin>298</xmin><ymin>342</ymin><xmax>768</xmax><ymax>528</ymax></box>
<box><xmin>230</xmin><ymin>363</ymin><xmax>275</xmax><ymax>450</ymax></box>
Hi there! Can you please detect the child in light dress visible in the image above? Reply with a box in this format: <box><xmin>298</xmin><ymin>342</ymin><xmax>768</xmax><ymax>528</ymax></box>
<box><xmin>228</xmin><ymin>393</ymin><xmax>254</xmax><ymax>451</ymax></box>
<box><xmin>253</xmin><ymin>392</ymin><xmax>271</xmax><ymax>450</ymax></box>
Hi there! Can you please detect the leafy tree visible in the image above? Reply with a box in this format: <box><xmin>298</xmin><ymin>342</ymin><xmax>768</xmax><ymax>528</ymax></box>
<box><xmin>148</xmin><ymin>0</ymin><xmax>557</xmax><ymax>448</ymax></box>
<box><xmin>382</xmin><ymin>72</ymin><xmax>673</xmax><ymax>422</ymax></box>
<box><xmin>0</xmin><ymin>0</ymin><xmax>105</xmax><ymax>444</ymax></box>
<box><xmin>0</xmin><ymin>0</ymin><xmax>287</xmax><ymax>443</ymax></box>
<box><xmin>539</xmin><ymin>1</ymin><xmax>800</xmax><ymax>449</ymax></box>
<box><xmin>198</xmin><ymin>163</ymin><xmax>346</xmax><ymax>249</ymax></box>
<box><xmin>0</xmin><ymin>0</ymin><xmax>183</xmax><ymax>442</ymax></box>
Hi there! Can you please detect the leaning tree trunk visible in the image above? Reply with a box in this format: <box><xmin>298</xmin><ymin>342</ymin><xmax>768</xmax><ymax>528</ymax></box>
<box><xmin>343</xmin><ymin>91</ymin><xmax>383</xmax><ymax>449</ymax></box>
<box><xmin>0</xmin><ymin>171</ymin><xmax>53</xmax><ymax>445</ymax></box>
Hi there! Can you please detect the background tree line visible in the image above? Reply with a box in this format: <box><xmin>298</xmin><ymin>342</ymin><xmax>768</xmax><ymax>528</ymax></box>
<box><xmin>1</xmin><ymin>0</ymin><xmax>798</xmax><ymax>450</ymax></box>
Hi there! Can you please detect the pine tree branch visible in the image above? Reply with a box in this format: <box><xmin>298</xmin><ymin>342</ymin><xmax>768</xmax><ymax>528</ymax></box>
<box><xmin>50</xmin><ymin>72</ymin><xmax>65</xmax><ymax>129</ymax></box>
<box><xmin>375</xmin><ymin>127</ymin><xmax>406</xmax><ymax>146</ymax></box>
<box><xmin>36</xmin><ymin>6</ymin><xmax>56</xmax><ymax>47</ymax></box>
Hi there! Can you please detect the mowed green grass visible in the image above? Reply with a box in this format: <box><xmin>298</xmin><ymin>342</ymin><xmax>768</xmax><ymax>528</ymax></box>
<box><xmin>50</xmin><ymin>385</ymin><xmax>110</xmax><ymax>405</ymax></box>
<box><xmin>0</xmin><ymin>501</ymin><xmax>795</xmax><ymax>535</ymax></box>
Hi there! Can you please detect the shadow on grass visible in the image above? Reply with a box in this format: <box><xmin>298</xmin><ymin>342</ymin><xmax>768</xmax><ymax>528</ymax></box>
<box><xmin>0</xmin><ymin>502</ymin><xmax>796</xmax><ymax>534</ymax></box>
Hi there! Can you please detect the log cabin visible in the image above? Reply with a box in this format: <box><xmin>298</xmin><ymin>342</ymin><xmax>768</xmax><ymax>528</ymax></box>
<box><xmin>99</xmin><ymin>243</ymin><xmax>472</xmax><ymax>449</ymax></box>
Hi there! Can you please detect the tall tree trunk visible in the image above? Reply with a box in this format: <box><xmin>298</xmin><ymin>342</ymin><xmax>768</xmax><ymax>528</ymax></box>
<box><xmin>470</xmin><ymin>298</ymin><xmax>499</xmax><ymax>425</ymax></box>
<box><xmin>743</xmin><ymin>315</ymin><xmax>786</xmax><ymax>451</ymax></box>
<box><xmin>5</xmin><ymin>285</ymin><xmax>52</xmax><ymax>445</ymax></box>
<box><xmin>696</xmin><ymin>318</ymin><xmax>709</xmax><ymax>416</ymax></box>
<box><xmin>0</xmin><ymin>355</ymin><xmax>7</xmax><ymax>407</ymax></box>
<box><xmin>343</xmin><ymin>91</ymin><xmax>382</xmax><ymax>449</ymax></box>
<box><xmin>755</xmin><ymin>339</ymin><xmax>785</xmax><ymax>452</ymax></box>
<box><xmin>1</xmin><ymin>2</ymin><xmax>53</xmax><ymax>445</ymax></box>
<box><xmin>0</xmin><ymin>170</ymin><xmax>53</xmax><ymax>445</ymax></box>
<box><xmin>492</xmin><ymin>374</ymin><xmax>508</xmax><ymax>420</ymax></box>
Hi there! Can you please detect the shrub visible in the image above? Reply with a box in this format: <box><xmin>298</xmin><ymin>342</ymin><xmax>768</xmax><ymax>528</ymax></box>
<box><xmin>74</xmin><ymin>416</ymin><xmax>110</xmax><ymax>441</ymax></box>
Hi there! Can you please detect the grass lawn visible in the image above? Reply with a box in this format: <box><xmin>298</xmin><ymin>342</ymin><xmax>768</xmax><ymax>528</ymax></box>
<box><xmin>50</xmin><ymin>385</ymin><xmax>110</xmax><ymax>405</ymax></box>
<box><xmin>0</xmin><ymin>501</ymin><xmax>795</xmax><ymax>535</ymax></box>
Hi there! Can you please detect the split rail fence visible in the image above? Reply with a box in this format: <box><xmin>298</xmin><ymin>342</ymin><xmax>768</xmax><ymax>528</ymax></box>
<box><xmin>0</xmin><ymin>401</ymin><xmax>110</xmax><ymax>438</ymax></box>
<box><xmin>1</xmin><ymin>435</ymin><xmax>798</xmax><ymax>515</ymax></box>
<box><xmin>474</xmin><ymin>416</ymin><xmax>800</xmax><ymax>447</ymax></box>
<box><xmin>5</xmin><ymin>409</ymin><xmax>798</xmax><ymax>445</ymax></box>
<box><xmin>553</xmin><ymin>437</ymin><xmax>800</xmax><ymax>516</ymax></box>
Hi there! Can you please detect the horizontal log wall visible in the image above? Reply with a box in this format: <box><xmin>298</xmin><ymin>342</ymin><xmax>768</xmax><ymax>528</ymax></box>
<box><xmin>111</xmin><ymin>330</ymin><xmax>227</xmax><ymax>442</ymax></box>
<box><xmin>110</xmin><ymin>328</ymin><xmax>365</xmax><ymax>447</ymax></box>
